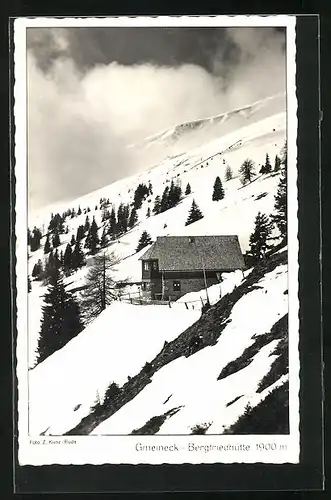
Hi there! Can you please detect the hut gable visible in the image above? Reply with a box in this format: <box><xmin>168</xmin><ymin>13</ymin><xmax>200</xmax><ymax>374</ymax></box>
<box><xmin>139</xmin><ymin>235</ymin><xmax>245</xmax><ymax>271</ymax></box>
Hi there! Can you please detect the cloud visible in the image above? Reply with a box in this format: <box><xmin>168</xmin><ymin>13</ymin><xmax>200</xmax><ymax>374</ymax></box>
<box><xmin>27</xmin><ymin>27</ymin><xmax>232</xmax><ymax>74</ymax></box>
<box><xmin>28</xmin><ymin>56</ymin><xmax>227</xmax><ymax>210</ymax></box>
<box><xmin>27</xmin><ymin>27</ymin><xmax>286</xmax><ymax>210</ymax></box>
<box><xmin>212</xmin><ymin>27</ymin><xmax>286</xmax><ymax>109</ymax></box>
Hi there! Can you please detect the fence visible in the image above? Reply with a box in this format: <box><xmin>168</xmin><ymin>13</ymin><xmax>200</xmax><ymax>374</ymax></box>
<box><xmin>118</xmin><ymin>292</ymin><xmax>172</xmax><ymax>307</ymax></box>
<box><xmin>118</xmin><ymin>290</ymin><xmax>208</xmax><ymax>310</ymax></box>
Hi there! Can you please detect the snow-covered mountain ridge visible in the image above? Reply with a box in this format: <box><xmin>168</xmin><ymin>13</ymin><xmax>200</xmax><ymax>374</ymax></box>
<box><xmin>133</xmin><ymin>93</ymin><xmax>285</xmax><ymax>149</ymax></box>
<box><xmin>29</xmin><ymin>93</ymin><xmax>285</xmax><ymax>226</ymax></box>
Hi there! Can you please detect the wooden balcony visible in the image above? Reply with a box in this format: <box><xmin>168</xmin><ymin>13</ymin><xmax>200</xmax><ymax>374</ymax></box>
<box><xmin>141</xmin><ymin>259</ymin><xmax>160</xmax><ymax>280</ymax></box>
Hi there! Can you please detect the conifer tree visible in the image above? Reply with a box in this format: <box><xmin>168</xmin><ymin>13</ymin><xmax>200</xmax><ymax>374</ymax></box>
<box><xmin>85</xmin><ymin>217</ymin><xmax>100</xmax><ymax>254</ymax></box>
<box><xmin>84</xmin><ymin>215</ymin><xmax>90</xmax><ymax>233</ymax></box>
<box><xmin>79</xmin><ymin>252</ymin><xmax>120</xmax><ymax>323</ymax></box>
<box><xmin>52</xmin><ymin>231</ymin><xmax>61</xmax><ymax>248</ymax></box>
<box><xmin>248</xmin><ymin>212</ymin><xmax>273</xmax><ymax>261</ymax></box>
<box><xmin>225</xmin><ymin>164</ymin><xmax>233</xmax><ymax>181</ymax></box>
<box><xmin>108</xmin><ymin>207</ymin><xmax>117</xmax><ymax>239</ymax></box>
<box><xmin>274</xmin><ymin>154</ymin><xmax>281</xmax><ymax>172</ymax></box>
<box><xmin>168</xmin><ymin>180</ymin><xmax>182</xmax><ymax>208</ymax></box>
<box><xmin>100</xmin><ymin>227</ymin><xmax>109</xmax><ymax>247</ymax></box>
<box><xmin>117</xmin><ymin>203</ymin><xmax>129</xmax><ymax>234</ymax></box>
<box><xmin>70</xmin><ymin>234</ymin><xmax>76</xmax><ymax>246</ymax></box>
<box><xmin>43</xmin><ymin>250</ymin><xmax>56</xmax><ymax>284</ymax></box>
<box><xmin>32</xmin><ymin>259</ymin><xmax>43</xmax><ymax>280</ymax></box>
<box><xmin>280</xmin><ymin>140</ymin><xmax>287</xmax><ymax>168</ymax></box>
<box><xmin>271</xmin><ymin>165</ymin><xmax>287</xmax><ymax>241</ymax></box>
<box><xmin>212</xmin><ymin>176</ymin><xmax>225</xmax><ymax>201</ymax></box>
<box><xmin>123</xmin><ymin>204</ymin><xmax>130</xmax><ymax>224</ymax></box>
<box><xmin>28</xmin><ymin>276</ymin><xmax>32</xmax><ymax>293</ymax></box>
<box><xmin>153</xmin><ymin>195</ymin><xmax>161</xmax><ymax>214</ymax></box>
<box><xmin>63</xmin><ymin>244</ymin><xmax>73</xmax><ymax>275</ymax></box>
<box><xmin>264</xmin><ymin>153</ymin><xmax>272</xmax><ymax>173</ymax></box>
<box><xmin>239</xmin><ymin>159</ymin><xmax>256</xmax><ymax>185</ymax></box>
<box><xmin>133</xmin><ymin>183</ymin><xmax>149</xmax><ymax>209</ymax></box>
<box><xmin>76</xmin><ymin>224</ymin><xmax>85</xmax><ymax>243</ymax></box>
<box><xmin>36</xmin><ymin>267</ymin><xmax>83</xmax><ymax>364</ymax></box>
<box><xmin>136</xmin><ymin>231</ymin><xmax>152</xmax><ymax>252</ymax></box>
<box><xmin>47</xmin><ymin>214</ymin><xmax>55</xmax><ymax>232</ymax></box>
<box><xmin>185</xmin><ymin>199</ymin><xmax>204</xmax><ymax>226</ymax></box>
<box><xmin>44</xmin><ymin>234</ymin><xmax>51</xmax><ymax>254</ymax></box>
<box><xmin>116</xmin><ymin>204</ymin><xmax>124</xmax><ymax>233</ymax></box>
<box><xmin>185</xmin><ymin>183</ymin><xmax>191</xmax><ymax>195</ymax></box>
<box><xmin>260</xmin><ymin>153</ymin><xmax>272</xmax><ymax>174</ymax></box>
<box><xmin>128</xmin><ymin>207</ymin><xmax>138</xmax><ymax>228</ymax></box>
<box><xmin>30</xmin><ymin>226</ymin><xmax>42</xmax><ymax>252</ymax></box>
<box><xmin>168</xmin><ymin>181</ymin><xmax>176</xmax><ymax>207</ymax></box>
<box><xmin>28</xmin><ymin>228</ymin><xmax>32</xmax><ymax>248</ymax></box>
<box><xmin>146</xmin><ymin>206</ymin><xmax>151</xmax><ymax>218</ymax></box>
<box><xmin>160</xmin><ymin>186</ymin><xmax>170</xmax><ymax>212</ymax></box>
<box><xmin>48</xmin><ymin>213</ymin><xmax>65</xmax><ymax>234</ymax></box>
<box><xmin>77</xmin><ymin>206</ymin><xmax>82</xmax><ymax>216</ymax></box>
<box><xmin>102</xmin><ymin>208</ymin><xmax>111</xmax><ymax>222</ymax></box>
<box><xmin>53</xmin><ymin>248</ymin><xmax>61</xmax><ymax>269</ymax></box>
<box><xmin>72</xmin><ymin>241</ymin><xmax>85</xmax><ymax>269</ymax></box>
<box><xmin>148</xmin><ymin>181</ymin><xmax>153</xmax><ymax>195</ymax></box>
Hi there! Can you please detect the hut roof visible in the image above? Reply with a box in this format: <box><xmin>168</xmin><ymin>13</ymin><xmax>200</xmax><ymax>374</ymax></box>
<box><xmin>139</xmin><ymin>235</ymin><xmax>245</xmax><ymax>271</ymax></box>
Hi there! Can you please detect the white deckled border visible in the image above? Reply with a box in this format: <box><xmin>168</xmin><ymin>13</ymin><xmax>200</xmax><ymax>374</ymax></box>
<box><xmin>286</xmin><ymin>20</ymin><xmax>300</xmax><ymax>453</ymax></box>
<box><xmin>14</xmin><ymin>15</ymin><xmax>299</xmax><ymax>466</ymax></box>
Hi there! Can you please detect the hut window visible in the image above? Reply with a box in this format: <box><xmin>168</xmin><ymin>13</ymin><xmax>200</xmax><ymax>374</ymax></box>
<box><xmin>152</xmin><ymin>261</ymin><xmax>158</xmax><ymax>271</ymax></box>
<box><xmin>173</xmin><ymin>281</ymin><xmax>181</xmax><ymax>292</ymax></box>
<box><xmin>143</xmin><ymin>262</ymin><xmax>150</xmax><ymax>271</ymax></box>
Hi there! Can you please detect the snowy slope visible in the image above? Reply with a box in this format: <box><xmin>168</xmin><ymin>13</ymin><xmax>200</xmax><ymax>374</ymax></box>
<box><xmin>93</xmin><ymin>263</ymin><xmax>288</xmax><ymax>435</ymax></box>
<box><xmin>28</xmin><ymin>95</ymin><xmax>285</xmax><ymax>228</ymax></box>
<box><xmin>28</xmin><ymin>302</ymin><xmax>200</xmax><ymax>435</ymax></box>
<box><xmin>28</xmin><ymin>107</ymin><xmax>285</xmax><ymax>287</ymax></box>
<box><xmin>27</xmin><ymin>94</ymin><xmax>287</xmax><ymax>435</ymax></box>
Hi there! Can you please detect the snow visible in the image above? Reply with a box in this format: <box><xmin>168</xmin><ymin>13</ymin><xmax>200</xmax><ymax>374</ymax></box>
<box><xmin>28</xmin><ymin>108</ymin><xmax>284</xmax><ymax>284</ymax></box>
<box><xmin>138</xmin><ymin>93</ymin><xmax>285</xmax><ymax>149</ymax></box>
<box><xmin>176</xmin><ymin>269</ymin><xmax>244</xmax><ymax>309</ymax></box>
<box><xmin>28</xmin><ymin>301</ymin><xmax>200</xmax><ymax>435</ymax></box>
<box><xmin>28</xmin><ymin>281</ymin><xmax>46</xmax><ymax>367</ymax></box>
<box><xmin>26</xmin><ymin>94</ymin><xmax>288</xmax><ymax>435</ymax></box>
<box><xmin>94</xmin><ymin>263</ymin><xmax>288</xmax><ymax>435</ymax></box>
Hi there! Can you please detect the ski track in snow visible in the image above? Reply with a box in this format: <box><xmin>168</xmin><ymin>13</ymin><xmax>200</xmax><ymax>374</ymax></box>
<box><xmin>27</xmin><ymin>98</ymin><xmax>287</xmax><ymax>435</ymax></box>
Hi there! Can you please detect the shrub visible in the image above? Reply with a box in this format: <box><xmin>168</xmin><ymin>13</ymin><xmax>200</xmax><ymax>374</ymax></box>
<box><xmin>103</xmin><ymin>382</ymin><xmax>121</xmax><ymax>406</ymax></box>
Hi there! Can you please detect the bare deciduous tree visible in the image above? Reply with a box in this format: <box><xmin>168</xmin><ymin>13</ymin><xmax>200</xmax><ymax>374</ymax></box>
<box><xmin>80</xmin><ymin>251</ymin><xmax>121</xmax><ymax>324</ymax></box>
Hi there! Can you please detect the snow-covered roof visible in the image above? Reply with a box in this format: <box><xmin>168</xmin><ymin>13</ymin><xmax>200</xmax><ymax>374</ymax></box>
<box><xmin>139</xmin><ymin>235</ymin><xmax>245</xmax><ymax>272</ymax></box>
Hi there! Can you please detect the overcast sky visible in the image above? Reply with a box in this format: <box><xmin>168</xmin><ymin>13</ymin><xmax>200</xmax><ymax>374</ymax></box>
<box><xmin>27</xmin><ymin>26</ymin><xmax>286</xmax><ymax>210</ymax></box>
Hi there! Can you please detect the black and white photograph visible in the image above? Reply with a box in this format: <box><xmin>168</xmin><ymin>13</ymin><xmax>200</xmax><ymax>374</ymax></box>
<box><xmin>14</xmin><ymin>16</ymin><xmax>299</xmax><ymax>465</ymax></box>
